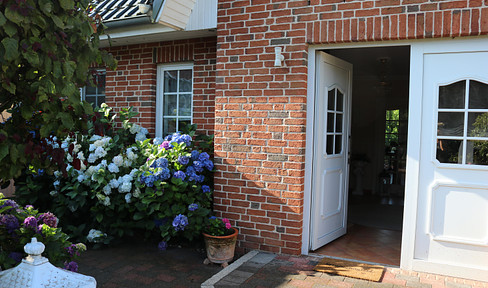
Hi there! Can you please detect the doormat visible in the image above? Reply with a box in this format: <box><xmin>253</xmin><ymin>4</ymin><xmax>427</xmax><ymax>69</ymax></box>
<box><xmin>313</xmin><ymin>257</ymin><xmax>385</xmax><ymax>282</ymax></box>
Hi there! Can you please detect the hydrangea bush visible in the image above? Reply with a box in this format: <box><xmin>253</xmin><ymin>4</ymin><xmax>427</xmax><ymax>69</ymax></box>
<box><xmin>15</xmin><ymin>105</ymin><xmax>215</xmax><ymax>247</ymax></box>
<box><xmin>0</xmin><ymin>194</ymin><xmax>85</xmax><ymax>271</ymax></box>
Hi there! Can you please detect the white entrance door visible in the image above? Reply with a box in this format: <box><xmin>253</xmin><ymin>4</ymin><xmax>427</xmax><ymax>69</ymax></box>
<box><xmin>415</xmin><ymin>50</ymin><xmax>488</xmax><ymax>280</ymax></box>
<box><xmin>311</xmin><ymin>52</ymin><xmax>352</xmax><ymax>250</ymax></box>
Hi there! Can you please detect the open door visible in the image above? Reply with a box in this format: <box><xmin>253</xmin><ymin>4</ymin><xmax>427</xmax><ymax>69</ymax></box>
<box><xmin>311</xmin><ymin>52</ymin><xmax>352</xmax><ymax>250</ymax></box>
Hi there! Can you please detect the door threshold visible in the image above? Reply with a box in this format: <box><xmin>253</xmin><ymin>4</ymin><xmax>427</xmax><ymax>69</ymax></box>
<box><xmin>307</xmin><ymin>252</ymin><xmax>400</xmax><ymax>268</ymax></box>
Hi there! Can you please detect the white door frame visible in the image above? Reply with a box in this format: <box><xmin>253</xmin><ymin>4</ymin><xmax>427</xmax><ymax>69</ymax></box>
<box><xmin>303</xmin><ymin>36</ymin><xmax>488</xmax><ymax>274</ymax></box>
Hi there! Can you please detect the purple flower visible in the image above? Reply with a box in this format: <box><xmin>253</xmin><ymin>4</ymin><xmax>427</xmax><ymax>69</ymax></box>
<box><xmin>64</xmin><ymin>261</ymin><xmax>79</xmax><ymax>272</ymax></box>
<box><xmin>202</xmin><ymin>185</ymin><xmax>211</xmax><ymax>193</ymax></box>
<box><xmin>38</xmin><ymin>212</ymin><xmax>58</xmax><ymax>228</ymax></box>
<box><xmin>0</xmin><ymin>199</ymin><xmax>19</xmax><ymax>213</ymax></box>
<box><xmin>172</xmin><ymin>214</ymin><xmax>188</xmax><ymax>231</ymax></box>
<box><xmin>158</xmin><ymin>241</ymin><xmax>167</xmax><ymax>251</ymax></box>
<box><xmin>23</xmin><ymin>216</ymin><xmax>38</xmax><ymax>230</ymax></box>
<box><xmin>193</xmin><ymin>161</ymin><xmax>204</xmax><ymax>173</ymax></box>
<box><xmin>8</xmin><ymin>252</ymin><xmax>22</xmax><ymax>264</ymax></box>
<box><xmin>188</xmin><ymin>203</ymin><xmax>199</xmax><ymax>211</ymax></box>
<box><xmin>161</xmin><ymin>141</ymin><xmax>171</xmax><ymax>150</ymax></box>
<box><xmin>25</xmin><ymin>205</ymin><xmax>34</xmax><ymax>209</ymax></box>
<box><xmin>0</xmin><ymin>214</ymin><xmax>20</xmax><ymax>233</ymax></box>
<box><xmin>65</xmin><ymin>244</ymin><xmax>80</xmax><ymax>257</ymax></box>
<box><xmin>173</xmin><ymin>171</ymin><xmax>186</xmax><ymax>180</ymax></box>
<box><xmin>178</xmin><ymin>156</ymin><xmax>189</xmax><ymax>165</ymax></box>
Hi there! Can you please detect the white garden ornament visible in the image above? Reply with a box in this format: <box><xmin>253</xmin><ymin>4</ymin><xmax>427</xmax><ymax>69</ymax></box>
<box><xmin>0</xmin><ymin>238</ymin><xmax>96</xmax><ymax>288</ymax></box>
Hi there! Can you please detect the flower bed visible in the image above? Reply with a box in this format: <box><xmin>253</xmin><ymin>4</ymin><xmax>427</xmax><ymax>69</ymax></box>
<box><xmin>15</xmin><ymin>105</ymin><xmax>214</xmax><ymax>247</ymax></box>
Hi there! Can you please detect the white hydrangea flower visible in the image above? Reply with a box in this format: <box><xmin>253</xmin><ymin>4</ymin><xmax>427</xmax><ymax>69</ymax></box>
<box><xmin>112</xmin><ymin>155</ymin><xmax>124</xmax><ymax>167</ymax></box>
<box><xmin>87</xmin><ymin>153</ymin><xmax>97</xmax><ymax>163</ymax></box>
<box><xmin>119</xmin><ymin>182</ymin><xmax>132</xmax><ymax>193</ymax></box>
<box><xmin>94</xmin><ymin>146</ymin><xmax>107</xmax><ymax>158</ymax></box>
<box><xmin>89</xmin><ymin>144</ymin><xmax>96</xmax><ymax>152</ymax></box>
<box><xmin>87</xmin><ymin>229</ymin><xmax>107</xmax><ymax>243</ymax></box>
<box><xmin>103</xmin><ymin>197</ymin><xmax>111</xmax><ymax>206</ymax></box>
<box><xmin>129</xmin><ymin>124</ymin><xmax>142</xmax><ymax>134</ymax></box>
<box><xmin>53</xmin><ymin>180</ymin><xmax>60</xmax><ymax>188</ymax></box>
<box><xmin>103</xmin><ymin>185</ymin><xmax>111</xmax><ymax>195</ymax></box>
<box><xmin>77</xmin><ymin>174</ymin><xmax>85</xmax><ymax>183</ymax></box>
<box><xmin>126</xmin><ymin>149</ymin><xmax>138</xmax><ymax>161</ymax></box>
<box><xmin>66</xmin><ymin>164</ymin><xmax>72</xmax><ymax>171</ymax></box>
<box><xmin>61</xmin><ymin>141</ymin><xmax>69</xmax><ymax>150</ymax></box>
<box><xmin>133</xmin><ymin>187</ymin><xmax>141</xmax><ymax>198</ymax></box>
<box><xmin>77</xmin><ymin>151</ymin><xmax>85</xmax><ymax>161</ymax></box>
<box><xmin>54</xmin><ymin>171</ymin><xmax>62</xmax><ymax>178</ymax></box>
<box><xmin>90</xmin><ymin>135</ymin><xmax>102</xmax><ymax>141</ymax></box>
<box><xmin>109</xmin><ymin>179</ymin><xmax>120</xmax><ymax>188</ymax></box>
<box><xmin>100</xmin><ymin>160</ymin><xmax>107</xmax><ymax>167</ymax></box>
<box><xmin>49</xmin><ymin>190</ymin><xmax>57</xmax><ymax>196</ymax></box>
<box><xmin>108</xmin><ymin>163</ymin><xmax>119</xmax><ymax>173</ymax></box>
<box><xmin>129</xmin><ymin>169</ymin><xmax>138</xmax><ymax>177</ymax></box>
<box><xmin>135</xmin><ymin>133</ymin><xmax>146</xmax><ymax>142</ymax></box>
<box><xmin>80</xmin><ymin>161</ymin><xmax>87</xmax><ymax>171</ymax></box>
<box><xmin>85</xmin><ymin>166</ymin><xmax>97</xmax><ymax>177</ymax></box>
<box><xmin>124</xmin><ymin>193</ymin><xmax>132</xmax><ymax>203</ymax></box>
<box><xmin>66</xmin><ymin>154</ymin><xmax>73</xmax><ymax>163</ymax></box>
<box><xmin>140</xmin><ymin>127</ymin><xmax>148</xmax><ymax>135</ymax></box>
<box><xmin>122</xmin><ymin>174</ymin><xmax>133</xmax><ymax>183</ymax></box>
<box><xmin>123</xmin><ymin>159</ymin><xmax>132</xmax><ymax>167</ymax></box>
<box><xmin>73</xmin><ymin>144</ymin><xmax>81</xmax><ymax>154</ymax></box>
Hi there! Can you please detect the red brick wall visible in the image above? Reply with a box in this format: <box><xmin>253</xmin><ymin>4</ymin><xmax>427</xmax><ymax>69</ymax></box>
<box><xmin>104</xmin><ymin>37</ymin><xmax>217</xmax><ymax>136</ymax></box>
<box><xmin>214</xmin><ymin>0</ymin><xmax>488</xmax><ymax>255</ymax></box>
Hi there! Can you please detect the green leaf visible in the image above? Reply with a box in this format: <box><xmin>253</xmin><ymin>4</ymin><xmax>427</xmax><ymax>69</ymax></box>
<box><xmin>3</xmin><ymin>22</ymin><xmax>17</xmax><ymax>37</ymax></box>
<box><xmin>0</xmin><ymin>11</ymin><xmax>6</xmax><ymax>26</ymax></box>
<box><xmin>59</xmin><ymin>0</ymin><xmax>75</xmax><ymax>10</ymax></box>
<box><xmin>133</xmin><ymin>212</ymin><xmax>145</xmax><ymax>221</ymax></box>
<box><xmin>2</xmin><ymin>81</ymin><xmax>16</xmax><ymax>94</ymax></box>
<box><xmin>4</xmin><ymin>7</ymin><xmax>23</xmax><ymax>24</ymax></box>
<box><xmin>0</xmin><ymin>145</ymin><xmax>8</xmax><ymax>162</ymax></box>
<box><xmin>23</xmin><ymin>51</ymin><xmax>39</xmax><ymax>66</ymax></box>
<box><xmin>39</xmin><ymin>0</ymin><xmax>53</xmax><ymax>14</ymax></box>
<box><xmin>2</xmin><ymin>38</ymin><xmax>19</xmax><ymax>61</ymax></box>
<box><xmin>96</xmin><ymin>214</ymin><xmax>103</xmax><ymax>223</ymax></box>
<box><xmin>51</xmin><ymin>15</ymin><xmax>64</xmax><ymax>29</ymax></box>
<box><xmin>21</xmin><ymin>105</ymin><xmax>33</xmax><ymax>120</ymax></box>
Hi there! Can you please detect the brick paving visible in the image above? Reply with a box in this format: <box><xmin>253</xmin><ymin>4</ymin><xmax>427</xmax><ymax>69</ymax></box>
<box><xmin>77</xmin><ymin>242</ymin><xmax>221</xmax><ymax>288</ymax></box>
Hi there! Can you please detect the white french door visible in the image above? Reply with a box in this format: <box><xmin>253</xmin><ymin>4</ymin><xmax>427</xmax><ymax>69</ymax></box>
<box><xmin>311</xmin><ymin>52</ymin><xmax>352</xmax><ymax>250</ymax></box>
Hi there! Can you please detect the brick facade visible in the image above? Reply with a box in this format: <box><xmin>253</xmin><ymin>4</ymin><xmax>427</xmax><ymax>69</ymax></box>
<box><xmin>214</xmin><ymin>0</ymin><xmax>488</xmax><ymax>255</ymax></box>
<box><xmin>104</xmin><ymin>37</ymin><xmax>217</xmax><ymax>137</ymax></box>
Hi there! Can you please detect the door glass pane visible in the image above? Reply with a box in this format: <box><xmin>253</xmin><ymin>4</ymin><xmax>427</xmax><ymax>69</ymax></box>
<box><xmin>179</xmin><ymin>70</ymin><xmax>192</xmax><ymax>92</ymax></box>
<box><xmin>436</xmin><ymin>139</ymin><xmax>463</xmax><ymax>164</ymax></box>
<box><xmin>327</xmin><ymin>113</ymin><xmax>334</xmax><ymax>133</ymax></box>
<box><xmin>164</xmin><ymin>71</ymin><xmax>178</xmax><ymax>92</ymax></box>
<box><xmin>437</xmin><ymin>112</ymin><xmax>464</xmax><ymax>136</ymax></box>
<box><xmin>335</xmin><ymin>135</ymin><xmax>342</xmax><ymax>154</ymax></box>
<box><xmin>468</xmin><ymin>80</ymin><xmax>488</xmax><ymax>109</ymax></box>
<box><xmin>164</xmin><ymin>94</ymin><xmax>177</xmax><ymax>116</ymax></box>
<box><xmin>328</xmin><ymin>89</ymin><xmax>335</xmax><ymax>111</ymax></box>
<box><xmin>468</xmin><ymin>112</ymin><xmax>488</xmax><ymax>137</ymax></box>
<box><xmin>336</xmin><ymin>90</ymin><xmax>343</xmax><ymax>112</ymax></box>
<box><xmin>163</xmin><ymin>118</ymin><xmax>177</xmax><ymax>135</ymax></box>
<box><xmin>438</xmin><ymin>81</ymin><xmax>465</xmax><ymax>109</ymax></box>
<box><xmin>179</xmin><ymin>94</ymin><xmax>192</xmax><ymax>116</ymax></box>
<box><xmin>336</xmin><ymin>114</ymin><xmax>343</xmax><ymax>132</ymax></box>
<box><xmin>467</xmin><ymin>140</ymin><xmax>488</xmax><ymax>165</ymax></box>
<box><xmin>326</xmin><ymin>135</ymin><xmax>334</xmax><ymax>155</ymax></box>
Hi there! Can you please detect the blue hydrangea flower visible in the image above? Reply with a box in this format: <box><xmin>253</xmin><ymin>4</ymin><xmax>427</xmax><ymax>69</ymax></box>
<box><xmin>164</xmin><ymin>134</ymin><xmax>173</xmax><ymax>141</ymax></box>
<box><xmin>193</xmin><ymin>161</ymin><xmax>204</xmax><ymax>173</ymax></box>
<box><xmin>178</xmin><ymin>156</ymin><xmax>189</xmax><ymax>165</ymax></box>
<box><xmin>188</xmin><ymin>203</ymin><xmax>199</xmax><ymax>211</ymax></box>
<box><xmin>153</xmin><ymin>137</ymin><xmax>164</xmax><ymax>145</ymax></box>
<box><xmin>202</xmin><ymin>185</ymin><xmax>211</xmax><ymax>193</ymax></box>
<box><xmin>158</xmin><ymin>241</ymin><xmax>168</xmax><ymax>251</ymax></box>
<box><xmin>209</xmin><ymin>216</ymin><xmax>217</xmax><ymax>220</ymax></box>
<box><xmin>191</xmin><ymin>150</ymin><xmax>200</xmax><ymax>160</ymax></box>
<box><xmin>151</xmin><ymin>157</ymin><xmax>168</xmax><ymax>168</ymax></box>
<box><xmin>196</xmin><ymin>175</ymin><xmax>205</xmax><ymax>183</ymax></box>
<box><xmin>173</xmin><ymin>171</ymin><xmax>186</xmax><ymax>180</ymax></box>
<box><xmin>172</xmin><ymin>214</ymin><xmax>188</xmax><ymax>231</ymax></box>
<box><xmin>198</xmin><ymin>152</ymin><xmax>210</xmax><ymax>162</ymax></box>
<box><xmin>204</xmin><ymin>160</ymin><xmax>214</xmax><ymax>171</ymax></box>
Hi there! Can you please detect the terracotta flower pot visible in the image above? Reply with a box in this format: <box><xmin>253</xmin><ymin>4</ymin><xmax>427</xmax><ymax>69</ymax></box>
<box><xmin>202</xmin><ymin>227</ymin><xmax>238</xmax><ymax>267</ymax></box>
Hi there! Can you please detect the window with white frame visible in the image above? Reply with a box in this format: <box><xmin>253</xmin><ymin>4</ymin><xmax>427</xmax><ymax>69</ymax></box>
<box><xmin>82</xmin><ymin>69</ymin><xmax>106</xmax><ymax>107</ymax></box>
<box><xmin>156</xmin><ymin>64</ymin><xmax>193</xmax><ymax>137</ymax></box>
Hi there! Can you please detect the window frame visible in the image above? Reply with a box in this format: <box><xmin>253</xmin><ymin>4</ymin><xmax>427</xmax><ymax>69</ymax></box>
<box><xmin>81</xmin><ymin>68</ymin><xmax>106</xmax><ymax>108</ymax></box>
<box><xmin>156</xmin><ymin>63</ymin><xmax>194</xmax><ymax>138</ymax></box>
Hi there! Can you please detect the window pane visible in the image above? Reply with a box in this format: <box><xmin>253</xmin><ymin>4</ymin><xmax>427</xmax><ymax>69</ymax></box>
<box><xmin>326</xmin><ymin>135</ymin><xmax>334</xmax><ymax>155</ymax></box>
<box><xmin>439</xmin><ymin>81</ymin><xmax>465</xmax><ymax>109</ymax></box>
<box><xmin>468</xmin><ymin>112</ymin><xmax>488</xmax><ymax>137</ymax></box>
<box><xmin>164</xmin><ymin>71</ymin><xmax>178</xmax><ymax>92</ymax></box>
<box><xmin>98</xmin><ymin>74</ymin><xmax>106</xmax><ymax>94</ymax></box>
<box><xmin>179</xmin><ymin>94</ymin><xmax>192</xmax><ymax>116</ymax></box>
<box><xmin>436</xmin><ymin>139</ymin><xmax>463</xmax><ymax>164</ymax></box>
<box><xmin>178</xmin><ymin>119</ymin><xmax>191</xmax><ymax>132</ymax></box>
<box><xmin>438</xmin><ymin>112</ymin><xmax>464</xmax><ymax>136</ymax></box>
<box><xmin>468</xmin><ymin>80</ymin><xmax>488</xmax><ymax>109</ymax></box>
<box><xmin>467</xmin><ymin>140</ymin><xmax>488</xmax><ymax>165</ymax></box>
<box><xmin>179</xmin><ymin>70</ymin><xmax>192</xmax><ymax>92</ymax></box>
<box><xmin>336</xmin><ymin>90</ymin><xmax>343</xmax><ymax>112</ymax></box>
<box><xmin>336</xmin><ymin>114</ymin><xmax>343</xmax><ymax>132</ymax></box>
<box><xmin>97</xmin><ymin>96</ymin><xmax>105</xmax><ymax>106</ymax></box>
<box><xmin>163</xmin><ymin>119</ymin><xmax>177</xmax><ymax>135</ymax></box>
<box><xmin>85</xmin><ymin>96</ymin><xmax>96</xmax><ymax>106</ymax></box>
<box><xmin>85</xmin><ymin>85</ymin><xmax>96</xmax><ymax>95</ymax></box>
<box><xmin>164</xmin><ymin>94</ymin><xmax>177</xmax><ymax>116</ymax></box>
<box><xmin>335</xmin><ymin>135</ymin><xmax>342</xmax><ymax>154</ymax></box>
<box><xmin>327</xmin><ymin>113</ymin><xmax>334</xmax><ymax>133</ymax></box>
<box><xmin>328</xmin><ymin>89</ymin><xmax>335</xmax><ymax>111</ymax></box>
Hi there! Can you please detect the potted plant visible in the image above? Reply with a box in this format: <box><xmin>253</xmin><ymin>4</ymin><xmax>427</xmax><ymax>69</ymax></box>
<box><xmin>202</xmin><ymin>216</ymin><xmax>238</xmax><ymax>267</ymax></box>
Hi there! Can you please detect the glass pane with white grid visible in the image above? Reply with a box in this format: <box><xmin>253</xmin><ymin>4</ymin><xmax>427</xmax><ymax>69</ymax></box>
<box><xmin>326</xmin><ymin>88</ymin><xmax>344</xmax><ymax>155</ymax></box>
<box><xmin>162</xmin><ymin>68</ymin><xmax>193</xmax><ymax>136</ymax></box>
<box><xmin>436</xmin><ymin>79</ymin><xmax>488</xmax><ymax>165</ymax></box>
<box><xmin>83</xmin><ymin>69</ymin><xmax>106</xmax><ymax>108</ymax></box>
